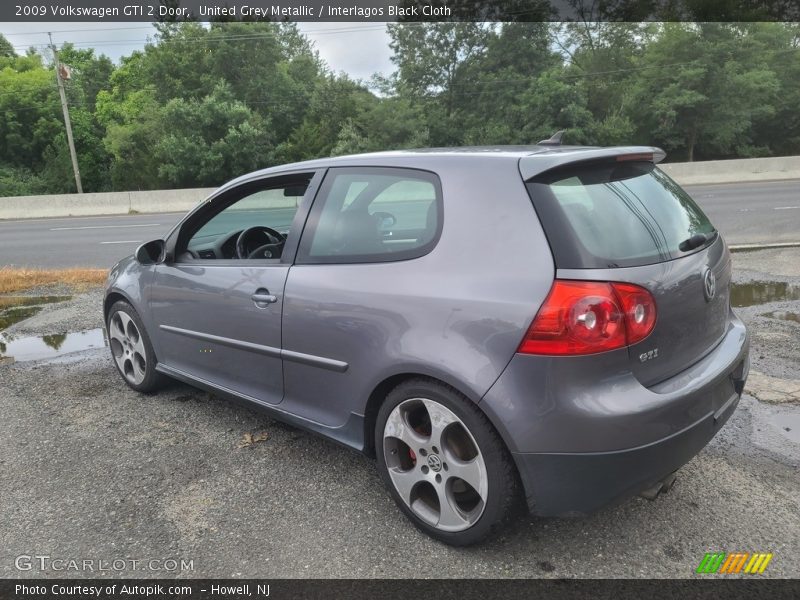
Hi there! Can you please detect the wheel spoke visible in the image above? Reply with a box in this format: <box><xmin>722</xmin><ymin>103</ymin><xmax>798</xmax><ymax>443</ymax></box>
<box><xmin>384</xmin><ymin>404</ymin><xmax>428</xmax><ymax>449</ymax></box>
<box><xmin>132</xmin><ymin>335</ymin><xmax>146</xmax><ymax>357</ymax></box>
<box><xmin>422</xmin><ymin>398</ymin><xmax>459</xmax><ymax>449</ymax></box>
<box><xmin>387</xmin><ymin>467</ymin><xmax>421</xmax><ymax>506</ymax></box>
<box><xmin>125</xmin><ymin>320</ymin><xmax>140</xmax><ymax>345</ymax></box>
<box><xmin>109</xmin><ymin>314</ymin><xmax>127</xmax><ymax>345</ymax></box>
<box><xmin>446</xmin><ymin>456</ymin><xmax>487</xmax><ymax>500</ymax></box>
<box><xmin>436</xmin><ymin>486</ymin><xmax>470</xmax><ymax>530</ymax></box>
<box><xmin>123</xmin><ymin>358</ymin><xmax>134</xmax><ymax>381</ymax></box>
<box><xmin>131</xmin><ymin>353</ymin><xmax>146</xmax><ymax>383</ymax></box>
<box><xmin>116</xmin><ymin>310</ymin><xmax>131</xmax><ymax>333</ymax></box>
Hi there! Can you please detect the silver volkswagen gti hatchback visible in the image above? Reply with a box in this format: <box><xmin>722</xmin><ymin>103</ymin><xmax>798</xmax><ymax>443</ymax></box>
<box><xmin>105</xmin><ymin>144</ymin><xmax>749</xmax><ymax>545</ymax></box>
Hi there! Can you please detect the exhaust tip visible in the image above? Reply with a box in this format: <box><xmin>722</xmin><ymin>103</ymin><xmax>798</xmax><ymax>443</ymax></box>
<box><xmin>639</xmin><ymin>471</ymin><xmax>679</xmax><ymax>501</ymax></box>
<box><xmin>639</xmin><ymin>482</ymin><xmax>664</xmax><ymax>501</ymax></box>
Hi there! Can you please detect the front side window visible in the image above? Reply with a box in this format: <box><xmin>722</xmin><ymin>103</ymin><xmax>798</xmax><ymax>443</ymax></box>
<box><xmin>297</xmin><ymin>167</ymin><xmax>442</xmax><ymax>264</ymax></box>
<box><xmin>176</xmin><ymin>178</ymin><xmax>309</xmax><ymax>261</ymax></box>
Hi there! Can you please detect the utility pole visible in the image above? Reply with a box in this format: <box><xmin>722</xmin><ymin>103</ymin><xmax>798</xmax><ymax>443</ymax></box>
<box><xmin>49</xmin><ymin>33</ymin><xmax>82</xmax><ymax>194</ymax></box>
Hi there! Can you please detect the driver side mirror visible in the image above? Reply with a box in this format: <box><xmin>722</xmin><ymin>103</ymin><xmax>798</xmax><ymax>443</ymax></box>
<box><xmin>135</xmin><ymin>239</ymin><xmax>166</xmax><ymax>265</ymax></box>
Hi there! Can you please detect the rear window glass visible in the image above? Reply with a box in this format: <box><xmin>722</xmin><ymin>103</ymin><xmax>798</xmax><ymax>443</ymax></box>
<box><xmin>526</xmin><ymin>162</ymin><xmax>716</xmax><ymax>268</ymax></box>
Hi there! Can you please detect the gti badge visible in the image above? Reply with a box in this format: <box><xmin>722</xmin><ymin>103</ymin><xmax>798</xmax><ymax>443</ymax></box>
<box><xmin>639</xmin><ymin>348</ymin><xmax>659</xmax><ymax>363</ymax></box>
<box><xmin>703</xmin><ymin>268</ymin><xmax>716</xmax><ymax>302</ymax></box>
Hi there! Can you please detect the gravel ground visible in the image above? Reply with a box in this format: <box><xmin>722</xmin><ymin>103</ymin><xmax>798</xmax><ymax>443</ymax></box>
<box><xmin>0</xmin><ymin>249</ymin><xmax>798</xmax><ymax>579</ymax></box>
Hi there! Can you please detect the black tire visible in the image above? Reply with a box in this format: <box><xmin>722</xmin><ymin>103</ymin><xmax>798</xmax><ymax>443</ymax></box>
<box><xmin>107</xmin><ymin>300</ymin><xmax>167</xmax><ymax>393</ymax></box>
<box><xmin>375</xmin><ymin>378</ymin><xmax>519</xmax><ymax>546</ymax></box>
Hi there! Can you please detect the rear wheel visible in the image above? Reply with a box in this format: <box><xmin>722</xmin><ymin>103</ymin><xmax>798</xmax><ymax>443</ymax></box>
<box><xmin>107</xmin><ymin>300</ymin><xmax>165</xmax><ymax>393</ymax></box>
<box><xmin>375</xmin><ymin>379</ymin><xmax>518</xmax><ymax>545</ymax></box>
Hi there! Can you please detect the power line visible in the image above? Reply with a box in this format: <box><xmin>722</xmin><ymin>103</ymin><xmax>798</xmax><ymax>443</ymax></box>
<box><xmin>1</xmin><ymin>22</ymin><xmax>397</xmax><ymax>38</ymax></box>
<box><xmin>0</xmin><ymin>25</ymin><xmax>156</xmax><ymax>37</ymax></box>
<box><xmin>6</xmin><ymin>24</ymin><xmax>394</xmax><ymax>51</ymax></box>
<box><xmin>3</xmin><ymin>51</ymin><xmax>795</xmax><ymax>104</ymax></box>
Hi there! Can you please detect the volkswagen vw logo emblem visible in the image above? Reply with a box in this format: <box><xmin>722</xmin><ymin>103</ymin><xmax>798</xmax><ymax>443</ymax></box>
<box><xmin>703</xmin><ymin>269</ymin><xmax>716</xmax><ymax>302</ymax></box>
<box><xmin>427</xmin><ymin>454</ymin><xmax>442</xmax><ymax>472</ymax></box>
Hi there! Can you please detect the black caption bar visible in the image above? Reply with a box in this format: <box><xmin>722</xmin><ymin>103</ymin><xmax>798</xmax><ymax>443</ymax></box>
<box><xmin>2</xmin><ymin>580</ymin><xmax>800</xmax><ymax>600</ymax></box>
<box><xmin>3</xmin><ymin>0</ymin><xmax>800</xmax><ymax>22</ymax></box>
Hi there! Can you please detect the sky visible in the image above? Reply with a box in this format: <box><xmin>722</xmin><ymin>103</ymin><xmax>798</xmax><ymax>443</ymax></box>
<box><xmin>0</xmin><ymin>22</ymin><xmax>394</xmax><ymax>81</ymax></box>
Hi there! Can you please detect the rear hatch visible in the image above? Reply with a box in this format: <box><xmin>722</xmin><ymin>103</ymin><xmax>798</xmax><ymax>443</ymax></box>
<box><xmin>524</xmin><ymin>156</ymin><xmax>730</xmax><ymax>386</ymax></box>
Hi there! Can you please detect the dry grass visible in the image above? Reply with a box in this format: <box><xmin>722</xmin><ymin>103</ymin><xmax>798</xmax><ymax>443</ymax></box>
<box><xmin>0</xmin><ymin>267</ymin><xmax>106</xmax><ymax>295</ymax></box>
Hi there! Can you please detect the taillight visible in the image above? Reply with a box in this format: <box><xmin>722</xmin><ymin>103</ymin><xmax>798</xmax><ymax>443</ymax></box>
<box><xmin>518</xmin><ymin>280</ymin><xmax>656</xmax><ymax>356</ymax></box>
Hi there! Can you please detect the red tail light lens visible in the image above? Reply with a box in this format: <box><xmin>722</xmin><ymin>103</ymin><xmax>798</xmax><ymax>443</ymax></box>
<box><xmin>611</xmin><ymin>282</ymin><xmax>657</xmax><ymax>344</ymax></box>
<box><xmin>518</xmin><ymin>280</ymin><xmax>657</xmax><ymax>356</ymax></box>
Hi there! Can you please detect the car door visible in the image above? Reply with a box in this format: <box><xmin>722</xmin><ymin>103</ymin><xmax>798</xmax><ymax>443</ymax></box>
<box><xmin>281</xmin><ymin>167</ymin><xmax>443</xmax><ymax>427</ymax></box>
<box><xmin>150</xmin><ymin>171</ymin><xmax>322</xmax><ymax>406</ymax></box>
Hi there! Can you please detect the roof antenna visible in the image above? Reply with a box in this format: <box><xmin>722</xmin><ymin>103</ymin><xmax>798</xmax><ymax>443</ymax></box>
<box><xmin>538</xmin><ymin>130</ymin><xmax>565</xmax><ymax>146</ymax></box>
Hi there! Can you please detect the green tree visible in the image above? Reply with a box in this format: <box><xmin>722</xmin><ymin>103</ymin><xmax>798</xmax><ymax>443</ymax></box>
<box><xmin>331</xmin><ymin>97</ymin><xmax>430</xmax><ymax>156</ymax></box>
<box><xmin>746</xmin><ymin>22</ymin><xmax>800</xmax><ymax>156</ymax></box>
<box><xmin>629</xmin><ymin>23</ymin><xmax>780</xmax><ymax>160</ymax></box>
<box><xmin>97</xmin><ymin>86</ymin><xmax>165</xmax><ymax>190</ymax></box>
<box><xmin>388</xmin><ymin>22</ymin><xmax>490</xmax><ymax>145</ymax></box>
<box><xmin>0</xmin><ymin>53</ymin><xmax>62</xmax><ymax>169</ymax></box>
<box><xmin>458</xmin><ymin>23</ymin><xmax>564</xmax><ymax>144</ymax></box>
<box><xmin>53</xmin><ymin>44</ymin><xmax>114</xmax><ymax>191</ymax></box>
<box><xmin>154</xmin><ymin>82</ymin><xmax>273</xmax><ymax>187</ymax></box>
<box><xmin>553</xmin><ymin>22</ymin><xmax>645</xmax><ymax>128</ymax></box>
<box><xmin>278</xmin><ymin>74</ymin><xmax>376</xmax><ymax>162</ymax></box>
<box><xmin>0</xmin><ymin>34</ymin><xmax>15</xmax><ymax>58</ymax></box>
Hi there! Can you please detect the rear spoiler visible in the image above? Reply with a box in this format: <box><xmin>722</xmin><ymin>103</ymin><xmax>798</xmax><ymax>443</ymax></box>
<box><xmin>519</xmin><ymin>146</ymin><xmax>666</xmax><ymax>181</ymax></box>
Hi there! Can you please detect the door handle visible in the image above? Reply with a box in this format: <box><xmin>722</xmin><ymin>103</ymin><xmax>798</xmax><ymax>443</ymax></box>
<box><xmin>251</xmin><ymin>289</ymin><xmax>278</xmax><ymax>306</ymax></box>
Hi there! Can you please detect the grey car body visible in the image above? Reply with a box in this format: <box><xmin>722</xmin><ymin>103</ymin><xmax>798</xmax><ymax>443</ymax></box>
<box><xmin>105</xmin><ymin>145</ymin><xmax>749</xmax><ymax>538</ymax></box>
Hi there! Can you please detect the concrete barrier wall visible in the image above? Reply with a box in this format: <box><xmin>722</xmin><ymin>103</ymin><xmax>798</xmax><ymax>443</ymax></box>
<box><xmin>1</xmin><ymin>155</ymin><xmax>799</xmax><ymax>220</ymax></box>
<box><xmin>0</xmin><ymin>187</ymin><xmax>215</xmax><ymax>220</ymax></box>
<box><xmin>128</xmin><ymin>188</ymin><xmax>215</xmax><ymax>214</ymax></box>
<box><xmin>659</xmin><ymin>155</ymin><xmax>800</xmax><ymax>186</ymax></box>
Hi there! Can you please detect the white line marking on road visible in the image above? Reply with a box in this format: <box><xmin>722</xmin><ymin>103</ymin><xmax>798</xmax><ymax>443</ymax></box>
<box><xmin>100</xmin><ymin>240</ymin><xmax>142</xmax><ymax>244</ymax></box>
<box><xmin>0</xmin><ymin>212</ymin><xmax>185</xmax><ymax>225</ymax></box>
<box><xmin>50</xmin><ymin>223</ymin><xmax>161</xmax><ymax>231</ymax></box>
<box><xmin>773</xmin><ymin>206</ymin><xmax>799</xmax><ymax>210</ymax></box>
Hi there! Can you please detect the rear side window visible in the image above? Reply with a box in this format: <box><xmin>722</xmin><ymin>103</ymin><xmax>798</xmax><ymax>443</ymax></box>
<box><xmin>526</xmin><ymin>161</ymin><xmax>715</xmax><ymax>268</ymax></box>
<box><xmin>297</xmin><ymin>167</ymin><xmax>442</xmax><ymax>264</ymax></box>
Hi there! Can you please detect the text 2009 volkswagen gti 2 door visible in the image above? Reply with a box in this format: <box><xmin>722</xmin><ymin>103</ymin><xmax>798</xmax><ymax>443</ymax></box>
<box><xmin>105</xmin><ymin>145</ymin><xmax>749</xmax><ymax>545</ymax></box>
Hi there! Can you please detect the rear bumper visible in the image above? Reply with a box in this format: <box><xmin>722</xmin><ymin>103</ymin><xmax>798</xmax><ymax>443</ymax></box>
<box><xmin>481</xmin><ymin>313</ymin><xmax>749</xmax><ymax>516</ymax></box>
<box><xmin>513</xmin><ymin>392</ymin><xmax>739</xmax><ymax>516</ymax></box>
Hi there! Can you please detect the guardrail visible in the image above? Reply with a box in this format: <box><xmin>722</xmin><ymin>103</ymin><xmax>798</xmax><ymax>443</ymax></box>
<box><xmin>1</xmin><ymin>155</ymin><xmax>799</xmax><ymax>220</ymax></box>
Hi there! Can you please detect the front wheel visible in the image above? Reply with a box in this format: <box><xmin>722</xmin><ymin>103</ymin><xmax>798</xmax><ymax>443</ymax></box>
<box><xmin>107</xmin><ymin>300</ymin><xmax>166</xmax><ymax>393</ymax></box>
<box><xmin>375</xmin><ymin>379</ymin><xmax>518</xmax><ymax>546</ymax></box>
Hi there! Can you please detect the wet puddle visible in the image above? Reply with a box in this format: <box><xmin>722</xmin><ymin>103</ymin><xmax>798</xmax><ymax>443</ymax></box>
<box><xmin>0</xmin><ymin>295</ymin><xmax>107</xmax><ymax>364</ymax></box>
<box><xmin>0</xmin><ymin>328</ymin><xmax>106</xmax><ymax>364</ymax></box>
<box><xmin>730</xmin><ymin>281</ymin><xmax>800</xmax><ymax>308</ymax></box>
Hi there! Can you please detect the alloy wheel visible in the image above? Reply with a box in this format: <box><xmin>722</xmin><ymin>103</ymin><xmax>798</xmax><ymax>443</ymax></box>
<box><xmin>108</xmin><ymin>311</ymin><xmax>147</xmax><ymax>385</ymax></box>
<box><xmin>382</xmin><ymin>397</ymin><xmax>488</xmax><ymax>532</ymax></box>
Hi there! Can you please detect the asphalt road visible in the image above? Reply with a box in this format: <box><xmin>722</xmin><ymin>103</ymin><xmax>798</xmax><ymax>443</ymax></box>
<box><xmin>687</xmin><ymin>180</ymin><xmax>800</xmax><ymax>247</ymax></box>
<box><xmin>0</xmin><ymin>180</ymin><xmax>798</xmax><ymax>269</ymax></box>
